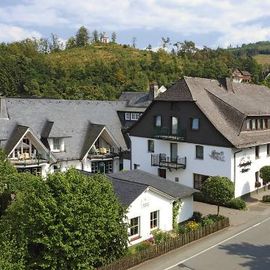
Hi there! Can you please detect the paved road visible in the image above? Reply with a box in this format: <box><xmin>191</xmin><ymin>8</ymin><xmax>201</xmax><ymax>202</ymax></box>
<box><xmin>130</xmin><ymin>202</ymin><xmax>270</xmax><ymax>270</ymax></box>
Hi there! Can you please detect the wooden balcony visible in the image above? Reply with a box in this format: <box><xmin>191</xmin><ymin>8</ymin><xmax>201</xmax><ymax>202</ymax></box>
<box><xmin>151</xmin><ymin>154</ymin><xmax>186</xmax><ymax>170</ymax></box>
<box><xmin>9</xmin><ymin>153</ymin><xmax>48</xmax><ymax>167</ymax></box>
<box><xmin>153</xmin><ymin>127</ymin><xmax>186</xmax><ymax>141</ymax></box>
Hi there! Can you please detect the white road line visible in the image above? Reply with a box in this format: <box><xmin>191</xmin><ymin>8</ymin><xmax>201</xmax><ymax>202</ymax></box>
<box><xmin>163</xmin><ymin>216</ymin><xmax>270</xmax><ymax>270</ymax></box>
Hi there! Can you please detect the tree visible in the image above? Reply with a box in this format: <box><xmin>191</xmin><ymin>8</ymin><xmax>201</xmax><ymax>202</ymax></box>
<box><xmin>92</xmin><ymin>30</ymin><xmax>99</xmax><ymax>43</ymax></box>
<box><xmin>201</xmin><ymin>176</ymin><xmax>234</xmax><ymax>215</ymax></box>
<box><xmin>0</xmin><ymin>169</ymin><xmax>128</xmax><ymax>269</ymax></box>
<box><xmin>161</xmin><ymin>37</ymin><xmax>170</xmax><ymax>49</ymax></box>
<box><xmin>132</xmin><ymin>37</ymin><xmax>136</xmax><ymax>48</ymax></box>
<box><xmin>66</xmin><ymin>36</ymin><xmax>76</xmax><ymax>49</ymax></box>
<box><xmin>75</xmin><ymin>26</ymin><xmax>89</xmax><ymax>47</ymax></box>
<box><xmin>111</xmin><ymin>32</ymin><xmax>117</xmax><ymax>43</ymax></box>
<box><xmin>260</xmin><ymin>166</ymin><xmax>270</xmax><ymax>185</ymax></box>
<box><xmin>49</xmin><ymin>33</ymin><xmax>63</xmax><ymax>52</ymax></box>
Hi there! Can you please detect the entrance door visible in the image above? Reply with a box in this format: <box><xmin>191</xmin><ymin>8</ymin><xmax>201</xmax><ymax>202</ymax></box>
<box><xmin>158</xmin><ymin>168</ymin><xmax>166</xmax><ymax>178</ymax></box>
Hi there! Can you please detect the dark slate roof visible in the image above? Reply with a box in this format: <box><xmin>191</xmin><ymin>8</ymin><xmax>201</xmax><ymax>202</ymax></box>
<box><xmin>119</xmin><ymin>92</ymin><xmax>152</xmax><ymax>108</ymax></box>
<box><xmin>79</xmin><ymin>170</ymin><xmax>147</xmax><ymax>206</ymax></box>
<box><xmin>157</xmin><ymin>76</ymin><xmax>270</xmax><ymax>148</ymax></box>
<box><xmin>108</xmin><ymin>176</ymin><xmax>147</xmax><ymax>206</ymax></box>
<box><xmin>0</xmin><ymin>98</ymin><xmax>129</xmax><ymax>160</ymax></box>
<box><xmin>4</xmin><ymin>125</ymin><xmax>28</xmax><ymax>155</ymax></box>
<box><xmin>109</xmin><ymin>169</ymin><xmax>197</xmax><ymax>199</ymax></box>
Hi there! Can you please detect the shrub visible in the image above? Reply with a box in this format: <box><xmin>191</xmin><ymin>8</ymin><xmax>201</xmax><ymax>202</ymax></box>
<box><xmin>206</xmin><ymin>214</ymin><xmax>225</xmax><ymax>222</ymax></box>
<box><xmin>152</xmin><ymin>230</ymin><xmax>171</xmax><ymax>244</ymax></box>
<box><xmin>178</xmin><ymin>224</ymin><xmax>188</xmax><ymax>234</ymax></box>
<box><xmin>191</xmin><ymin>211</ymin><xmax>203</xmax><ymax>223</ymax></box>
<box><xmin>134</xmin><ymin>241</ymin><xmax>152</xmax><ymax>252</ymax></box>
<box><xmin>262</xmin><ymin>195</ymin><xmax>270</xmax><ymax>202</ymax></box>
<box><xmin>201</xmin><ymin>217</ymin><xmax>215</xmax><ymax>226</ymax></box>
<box><xmin>185</xmin><ymin>221</ymin><xmax>200</xmax><ymax>232</ymax></box>
<box><xmin>260</xmin><ymin>166</ymin><xmax>270</xmax><ymax>185</ymax></box>
<box><xmin>227</xmin><ymin>198</ymin><xmax>246</xmax><ymax>210</ymax></box>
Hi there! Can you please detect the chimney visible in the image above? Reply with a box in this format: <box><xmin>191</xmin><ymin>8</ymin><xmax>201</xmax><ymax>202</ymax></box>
<box><xmin>149</xmin><ymin>82</ymin><xmax>159</xmax><ymax>100</ymax></box>
<box><xmin>0</xmin><ymin>96</ymin><xmax>9</xmax><ymax>119</ymax></box>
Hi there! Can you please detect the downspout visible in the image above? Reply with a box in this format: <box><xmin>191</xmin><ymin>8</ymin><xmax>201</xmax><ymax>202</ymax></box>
<box><xmin>233</xmin><ymin>149</ymin><xmax>242</xmax><ymax>197</ymax></box>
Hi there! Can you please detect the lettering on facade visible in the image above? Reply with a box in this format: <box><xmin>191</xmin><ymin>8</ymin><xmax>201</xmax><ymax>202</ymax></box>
<box><xmin>209</xmin><ymin>150</ymin><xmax>225</xmax><ymax>161</ymax></box>
<box><xmin>238</xmin><ymin>157</ymin><xmax>252</xmax><ymax>173</ymax></box>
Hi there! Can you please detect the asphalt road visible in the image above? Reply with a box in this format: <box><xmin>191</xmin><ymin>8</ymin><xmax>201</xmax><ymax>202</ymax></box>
<box><xmin>131</xmin><ymin>203</ymin><xmax>270</xmax><ymax>270</ymax></box>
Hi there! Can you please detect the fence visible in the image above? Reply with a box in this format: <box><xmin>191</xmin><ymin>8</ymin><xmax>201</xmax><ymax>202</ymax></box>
<box><xmin>97</xmin><ymin>217</ymin><xmax>230</xmax><ymax>270</ymax></box>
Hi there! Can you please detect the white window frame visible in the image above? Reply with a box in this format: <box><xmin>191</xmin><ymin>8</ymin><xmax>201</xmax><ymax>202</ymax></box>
<box><xmin>129</xmin><ymin>217</ymin><xmax>140</xmax><ymax>237</ymax></box>
<box><xmin>131</xmin><ymin>112</ymin><xmax>140</xmax><ymax>121</ymax></box>
<box><xmin>155</xmin><ymin>115</ymin><xmax>162</xmax><ymax>127</ymax></box>
<box><xmin>125</xmin><ymin>112</ymin><xmax>131</xmax><ymax>121</ymax></box>
<box><xmin>150</xmin><ymin>210</ymin><xmax>159</xmax><ymax>230</ymax></box>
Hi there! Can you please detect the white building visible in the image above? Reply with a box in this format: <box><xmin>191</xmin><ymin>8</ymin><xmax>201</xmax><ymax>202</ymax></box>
<box><xmin>107</xmin><ymin>170</ymin><xmax>195</xmax><ymax>245</ymax></box>
<box><xmin>129</xmin><ymin>77</ymin><xmax>270</xmax><ymax>197</ymax></box>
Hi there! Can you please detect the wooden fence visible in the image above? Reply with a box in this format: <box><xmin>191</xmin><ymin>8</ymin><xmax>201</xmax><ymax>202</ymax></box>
<box><xmin>97</xmin><ymin>218</ymin><xmax>229</xmax><ymax>270</ymax></box>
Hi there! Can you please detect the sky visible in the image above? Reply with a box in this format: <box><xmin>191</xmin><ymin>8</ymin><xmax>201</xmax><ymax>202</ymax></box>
<box><xmin>1</xmin><ymin>0</ymin><xmax>270</xmax><ymax>49</ymax></box>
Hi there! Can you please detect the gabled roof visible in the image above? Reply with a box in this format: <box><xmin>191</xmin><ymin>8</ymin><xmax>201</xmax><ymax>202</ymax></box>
<box><xmin>4</xmin><ymin>124</ymin><xmax>56</xmax><ymax>162</ymax></box>
<box><xmin>1</xmin><ymin>98</ymin><xmax>129</xmax><ymax>160</ymax></box>
<box><xmin>156</xmin><ymin>77</ymin><xmax>270</xmax><ymax>148</ymax></box>
<box><xmin>80</xmin><ymin>123</ymin><xmax>105</xmax><ymax>159</ymax></box>
<box><xmin>4</xmin><ymin>125</ymin><xmax>29</xmax><ymax>155</ymax></box>
<box><xmin>109</xmin><ymin>169</ymin><xmax>197</xmax><ymax>199</ymax></box>
<box><xmin>119</xmin><ymin>92</ymin><xmax>152</xmax><ymax>108</ymax></box>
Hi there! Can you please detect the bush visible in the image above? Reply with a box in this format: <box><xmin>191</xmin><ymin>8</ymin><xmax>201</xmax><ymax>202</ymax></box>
<box><xmin>206</xmin><ymin>214</ymin><xmax>225</xmax><ymax>222</ymax></box>
<box><xmin>191</xmin><ymin>211</ymin><xmax>203</xmax><ymax>223</ymax></box>
<box><xmin>134</xmin><ymin>241</ymin><xmax>152</xmax><ymax>252</ymax></box>
<box><xmin>260</xmin><ymin>166</ymin><xmax>270</xmax><ymax>185</ymax></box>
<box><xmin>152</xmin><ymin>230</ymin><xmax>171</xmax><ymax>244</ymax></box>
<box><xmin>201</xmin><ymin>217</ymin><xmax>215</xmax><ymax>226</ymax></box>
<box><xmin>178</xmin><ymin>224</ymin><xmax>188</xmax><ymax>234</ymax></box>
<box><xmin>227</xmin><ymin>198</ymin><xmax>246</xmax><ymax>210</ymax></box>
<box><xmin>262</xmin><ymin>195</ymin><xmax>270</xmax><ymax>202</ymax></box>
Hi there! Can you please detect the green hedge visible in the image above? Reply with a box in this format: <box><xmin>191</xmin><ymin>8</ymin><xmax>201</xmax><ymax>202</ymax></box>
<box><xmin>262</xmin><ymin>195</ymin><xmax>270</xmax><ymax>202</ymax></box>
<box><xmin>194</xmin><ymin>192</ymin><xmax>246</xmax><ymax>210</ymax></box>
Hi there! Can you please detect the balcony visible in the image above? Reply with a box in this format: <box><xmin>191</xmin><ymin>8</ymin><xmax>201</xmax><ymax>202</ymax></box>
<box><xmin>88</xmin><ymin>147</ymin><xmax>118</xmax><ymax>160</ymax></box>
<box><xmin>9</xmin><ymin>153</ymin><xmax>48</xmax><ymax>167</ymax></box>
<box><xmin>151</xmin><ymin>154</ymin><xmax>186</xmax><ymax>170</ymax></box>
<box><xmin>153</xmin><ymin>127</ymin><xmax>186</xmax><ymax>141</ymax></box>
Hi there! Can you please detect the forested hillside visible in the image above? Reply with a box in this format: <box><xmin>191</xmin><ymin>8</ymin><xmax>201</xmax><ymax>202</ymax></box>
<box><xmin>0</xmin><ymin>28</ymin><xmax>268</xmax><ymax>100</ymax></box>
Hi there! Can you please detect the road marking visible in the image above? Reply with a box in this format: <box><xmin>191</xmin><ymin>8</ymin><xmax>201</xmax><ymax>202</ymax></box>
<box><xmin>163</xmin><ymin>216</ymin><xmax>270</xmax><ymax>270</ymax></box>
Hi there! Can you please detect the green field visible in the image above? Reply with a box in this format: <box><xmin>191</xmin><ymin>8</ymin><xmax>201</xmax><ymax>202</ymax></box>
<box><xmin>254</xmin><ymin>54</ymin><xmax>270</xmax><ymax>65</ymax></box>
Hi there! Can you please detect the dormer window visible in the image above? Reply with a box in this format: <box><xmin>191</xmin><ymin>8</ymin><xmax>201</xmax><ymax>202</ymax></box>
<box><xmin>52</xmin><ymin>138</ymin><xmax>64</xmax><ymax>152</ymax></box>
<box><xmin>246</xmin><ymin>118</ymin><xmax>270</xmax><ymax>131</ymax></box>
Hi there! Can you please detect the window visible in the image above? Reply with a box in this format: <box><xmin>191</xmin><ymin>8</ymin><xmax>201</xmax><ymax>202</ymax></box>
<box><xmin>125</xmin><ymin>112</ymin><xmax>131</xmax><ymax>120</ymax></box>
<box><xmin>252</xmin><ymin>119</ymin><xmax>256</xmax><ymax>130</ymax></box>
<box><xmin>191</xmin><ymin>118</ymin><xmax>200</xmax><ymax>130</ymax></box>
<box><xmin>257</xmin><ymin>119</ymin><xmax>262</xmax><ymax>129</ymax></box>
<box><xmin>255</xmin><ymin>146</ymin><xmax>260</xmax><ymax>159</ymax></box>
<box><xmin>53</xmin><ymin>138</ymin><xmax>61</xmax><ymax>151</ymax></box>
<box><xmin>154</xmin><ymin>115</ymin><xmax>162</xmax><ymax>127</ymax></box>
<box><xmin>158</xmin><ymin>168</ymin><xmax>166</xmax><ymax>178</ymax></box>
<box><xmin>170</xmin><ymin>143</ymin><xmax>178</xmax><ymax>162</ymax></box>
<box><xmin>255</xmin><ymin>171</ymin><xmax>259</xmax><ymax>182</ymax></box>
<box><xmin>267</xmin><ymin>144</ymin><xmax>270</xmax><ymax>156</ymax></box>
<box><xmin>129</xmin><ymin>217</ymin><xmax>140</xmax><ymax>236</ymax></box>
<box><xmin>150</xmin><ymin>211</ymin><xmax>159</xmax><ymax>229</ymax></box>
<box><xmin>175</xmin><ymin>177</ymin><xmax>179</xmax><ymax>183</ymax></box>
<box><xmin>195</xmin><ymin>145</ymin><xmax>204</xmax><ymax>159</ymax></box>
<box><xmin>193</xmin><ymin>173</ymin><xmax>209</xmax><ymax>190</ymax></box>
<box><xmin>246</xmin><ymin>120</ymin><xmax>251</xmax><ymax>130</ymax></box>
<box><xmin>148</xmin><ymin>140</ymin><xmax>154</xmax><ymax>153</ymax></box>
<box><xmin>171</xmin><ymin>116</ymin><xmax>178</xmax><ymax>135</ymax></box>
<box><xmin>134</xmin><ymin>164</ymin><xmax>140</xmax><ymax>169</ymax></box>
<box><xmin>131</xmin><ymin>112</ymin><xmax>141</xmax><ymax>121</ymax></box>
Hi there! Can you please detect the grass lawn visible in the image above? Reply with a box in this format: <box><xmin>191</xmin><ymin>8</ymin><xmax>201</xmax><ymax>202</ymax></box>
<box><xmin>254</xmin><ymin>54</ymin><xmax>270</xmax><ymax>65</ymax></box>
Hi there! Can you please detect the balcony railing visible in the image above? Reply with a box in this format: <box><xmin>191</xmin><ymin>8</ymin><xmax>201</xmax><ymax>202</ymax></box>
<box><xmin>88</xmin><ymin>147</ymin><xmax>118</xmax><ymax>160</ymax></box>
<box><xmin>153</xmin><ymin>127</ymin><xmax>186</xmax><ymax>141</ymax></box>
<box><xmin>151</xmin><ymin>154</ymin><xmax>186</xmax><ymax>170</ymax></box>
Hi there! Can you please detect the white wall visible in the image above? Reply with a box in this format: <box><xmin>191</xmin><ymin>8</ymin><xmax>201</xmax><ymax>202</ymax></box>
<box><xmin>232</xmin><ymin>145</ymin><xmax>270</xmax><ymax>197</ymax></box>
<box><xmin>131</xmin><ymin>136</ymin><xmax>232</xmax><ymax>188</ymax></box>
<box><xmin>126</xmin><ymin>189</ymin><xmax>173</xmax><ymax>245</ymax></box>
<box><xmin>178</xmin><ymin>196</ymin><xmax>193</xmax><ymax>223</ymax></box>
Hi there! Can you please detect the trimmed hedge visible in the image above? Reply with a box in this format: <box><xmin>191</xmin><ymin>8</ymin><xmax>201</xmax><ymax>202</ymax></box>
<box><xmin>262</xmin><ymin>195</ymin><xmax>270</xmax><ymax>202</ymax></box>
<box><xmin>194</xmin><ymin>192</ymin><xmax>246</xmax><ymax>210</ymax></box>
